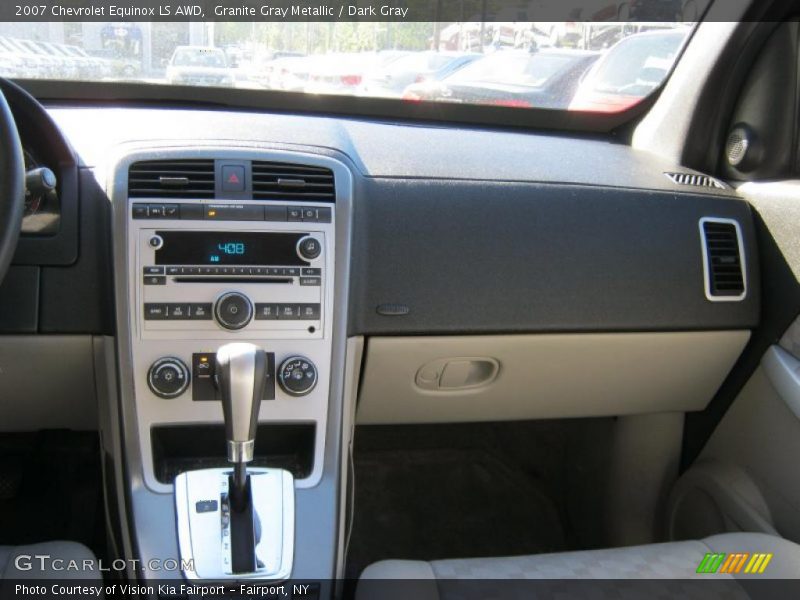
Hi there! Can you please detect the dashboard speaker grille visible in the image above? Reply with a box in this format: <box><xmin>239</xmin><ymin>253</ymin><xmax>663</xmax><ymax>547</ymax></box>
<box><xmin>665</xmin><ymin>171</ymin><xmax>725</xmax><ymax>189</ymax></box>
<box><xmin>700</xmin><ymin>219</ymin><xmax>746</xmax><ymax>301</ymax></box>
<box><xmin>128</xmin><ymin>160</ymin><xmax>215</xmax><ymax>198</ymax></box>
<box><xmin>252</xmin><ymin>161</ymin><xmax>335</xmax><ymax>202</ymax></box>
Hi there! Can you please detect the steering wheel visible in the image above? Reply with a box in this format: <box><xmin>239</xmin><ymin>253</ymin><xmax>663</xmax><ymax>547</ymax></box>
<box><xmin>0</xmin><ymin>88</ymin><xmax>25</xmax><ymax>285</ymax></box>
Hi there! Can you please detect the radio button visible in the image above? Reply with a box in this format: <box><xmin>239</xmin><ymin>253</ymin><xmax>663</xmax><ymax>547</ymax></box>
<box><xmin>255</xmin><ymin>304</ymin><xmax>280</xmax><ymax>320</ymax></box>
<box><xmin>316</xmin><ymin>207</ymin><xmax>332</xmax><ymax>223</ymax></box>
<box><xmin>144</xmin><ymin>304</ymin><xmax>168</xmax><ymax>320</ymax></box>
<box><xmin>265</xmin><ymin>206</ymin><xmax>287</xmax><ymax>222</ymax></box>
<box><xmin>144</xmin><ymin>266</ymin><xmax>164</xmax><ymax>275</ymax></box>
<box><xmin>300</xmin><ymin>277</ymin><xmax>321</xmax><ymax>287</ymax></box>
<box><xmin>214</xmin><ymin>292</ymin><xmax>253</xmax><ymax>330</ymax></box>
<box><xmin>299</xmin><ymin>304</ymin><xmax>321</xmax><ymax>320</ymax></box>
<box><xmin>278</xmin><ymin>305</ymin><xmax>297</xmax><ymax>320</ymax></box>
<box><xmin>298</xmin><ymin>237</ymin><xmax>322</xmax><ymax>260</ymax></box>
<box><xmin>144</xmin><ymin>275</ymin><xmax>166</xmax><ymax>286</ymax></box>
<box><xmin>189</xmin><ymin>304</ymin><xmax>213</xmax><ymax>320</ymax></box>
<box><xmin>167</xmin><ymin>304</ymin><xmax>189</xmax><ymax>319</ymax></box>
<box><xmin>180</xmin><ymin>203</ymin><xmax>204</xmax><ymax>220</ymax></box>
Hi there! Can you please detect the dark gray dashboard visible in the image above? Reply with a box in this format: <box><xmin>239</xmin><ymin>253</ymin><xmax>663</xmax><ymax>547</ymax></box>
<box><xmin>2</xmin><ymin>105</ymin><xmax>759</xmax><ymax>337</ymax></box>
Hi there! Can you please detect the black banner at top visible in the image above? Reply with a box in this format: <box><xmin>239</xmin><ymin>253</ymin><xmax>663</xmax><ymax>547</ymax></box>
<box><xmin>2</xmin><ymin>0</ymin><xmax>724</xmax><ymax>23</ymax></box>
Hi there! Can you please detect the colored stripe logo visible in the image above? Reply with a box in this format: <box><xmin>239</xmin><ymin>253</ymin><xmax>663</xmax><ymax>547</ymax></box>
<box><xmin>696</xmin><ymin>552</ymin><xmax>773</xmax><ymax>574</ymax></box>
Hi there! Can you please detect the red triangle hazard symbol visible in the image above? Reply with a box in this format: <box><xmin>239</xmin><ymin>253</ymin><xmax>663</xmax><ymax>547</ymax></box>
<box><xmin>227</xmin><ymin>173</ymin><xmax>240</xmax><ymax>184</ymax></box>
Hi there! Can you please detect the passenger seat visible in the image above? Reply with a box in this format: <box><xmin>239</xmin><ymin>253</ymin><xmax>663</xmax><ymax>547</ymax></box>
<box><xmin>358</xmin><ymin>533</ymin><xmax>800</xmax><ymax>589</ymax></box>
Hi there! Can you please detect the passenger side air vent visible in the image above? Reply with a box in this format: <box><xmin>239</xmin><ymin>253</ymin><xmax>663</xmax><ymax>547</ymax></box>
<box><xmin>700</xmin><ymin>218</ymin><xmax>746</xmax><ymax>301</ymax></box>
<box><xmin>252</xmin><ymin>161</ymin><xmax>335</xmax><ymax>202</ymax></box>
<box><xmin>665</xmin><ymin>172</ymin><xmax>725</xmax><ymax>189</ymax></box>
<box><xmin>128</xmin><ymin>160</ymin><xmax>215</xmax><ymax>198</ymax></box>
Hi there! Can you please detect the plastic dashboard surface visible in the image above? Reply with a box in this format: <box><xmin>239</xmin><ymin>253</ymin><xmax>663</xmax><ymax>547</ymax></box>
<box><xmin>46</xmin><ymin>106</ymin><xmax>759</xmax><ymax>336</ymax></box>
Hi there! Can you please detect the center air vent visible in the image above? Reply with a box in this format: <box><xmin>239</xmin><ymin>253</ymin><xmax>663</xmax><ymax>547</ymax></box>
<box><xmin>252</xmin><ymin>161</ymin><xmax>335</xmax><ymax>202</ymax></box>
<box><xmin>700</xmin><ymin>218</ymin><xmax>746</xmax><ymax>301</ymax></box>
<box><xmin>129</xmin><ymin>160</ymin><xmax>215</xmax><ymax>198</ymax></box>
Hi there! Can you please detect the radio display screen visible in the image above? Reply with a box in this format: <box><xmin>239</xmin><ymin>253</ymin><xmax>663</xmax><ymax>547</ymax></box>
<box><xmin>154</xmin><ymin>231</ymin><xmax>309</xmax><ymax>266</ymax></box>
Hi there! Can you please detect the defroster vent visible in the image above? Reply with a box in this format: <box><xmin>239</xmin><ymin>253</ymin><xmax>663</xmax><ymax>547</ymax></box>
<box><xmin>700</xmin><ymin>218</ymin><xmax>746</xmax><ymax>301</ymax></box>
<box><xmin>252</xmin><ymin>161</ymin><xmax>335</xmax><ymax>202</ymax></box>
<box><xmin>128</xmin><ymin>160</ymin><xmax>215</xmax><ymax>198</ymax></box>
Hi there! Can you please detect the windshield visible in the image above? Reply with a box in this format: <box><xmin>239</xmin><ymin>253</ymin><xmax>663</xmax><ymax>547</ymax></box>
<box><xmin>0</xmin><ymin>20</ymin><xmax>695</xmax><ymax>113</ymax></box>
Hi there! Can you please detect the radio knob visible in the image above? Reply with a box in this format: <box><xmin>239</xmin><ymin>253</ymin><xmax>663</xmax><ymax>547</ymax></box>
<box><xmin>214</xmin><ymin>291</ymin><xmax>253</xmax><ymax>330</ymax></box>
<box><xmin>297</xmin><ymin>237</ymin><xmax>322</xmax><ymax>260</ymax></box>
<box><xmin>147</xmin><ymin>357</ymin><xmax>190</xmax><ymax>399</ymax></box>
<box><xmin>278</xmin><ymin>356</ymin><xmax>318</xmax><ymax>396</ymax></box>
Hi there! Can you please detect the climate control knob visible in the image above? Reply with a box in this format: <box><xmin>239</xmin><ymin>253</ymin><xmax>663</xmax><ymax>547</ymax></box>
<box><xmin>214</xmin><ymin>291</ymin><xmax>253</xmax><ymax>330</ymax></box>
<box><xmin>147</xmin><ymin>357</ymin><xmax>190</xmax><ymax>399</ymax></box>
<box><xmin>278</xmin><ymin>356</ymin><xmax>318</xmax><ymax>396</ymax></box>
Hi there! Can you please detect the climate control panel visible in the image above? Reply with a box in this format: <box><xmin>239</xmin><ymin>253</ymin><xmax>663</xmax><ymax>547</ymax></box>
<box><xmin>146</xmin><ymin>353</ymin><xmax>317</xmax><ymax>400</ymax></box>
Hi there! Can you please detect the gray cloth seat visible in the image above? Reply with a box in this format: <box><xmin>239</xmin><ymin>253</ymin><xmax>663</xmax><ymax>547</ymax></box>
<box><xmin>0</xmin><ymin>542</ymin><xmax>99</xmax><ymax>579</ymax></box>
<box><xmin>358</xmin><ymin>533</ymin><xmax>800</xmax><ymax>597</ymax></box>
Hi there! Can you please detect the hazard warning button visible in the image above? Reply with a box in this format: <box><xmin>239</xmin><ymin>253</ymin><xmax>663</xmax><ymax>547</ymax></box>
<box><xmin>221</xmin><ymin>165</ymin><xmax>245</xmax><ymax>192</ymax></box>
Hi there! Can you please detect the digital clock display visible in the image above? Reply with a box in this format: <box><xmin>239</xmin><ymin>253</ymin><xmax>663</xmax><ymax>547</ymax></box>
<box><xmin>154</xmin><ymin>231</ymin><xmax>309</xmax><ymax>266</ymax></box>
<box><xmin>213</xmin><ymin>242</ymin><xmax>246</xmax><ymax>260</ymax></box>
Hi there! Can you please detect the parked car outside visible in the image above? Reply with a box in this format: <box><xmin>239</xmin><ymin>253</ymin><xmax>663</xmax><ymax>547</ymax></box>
<box><xmin>305</xmin><ymin>53</ymin><xmax>379</xmax><ymax>95</ymax></box>
<box><xmin>166</xmin><ymin>46</ymin><xmax>234</xmax><ymax>87</ymax></box>
<box><xmin>359</xmin><ymin>51</ymin><xmax>481</xmax><ymax>98</ymax></box>
<box><xmin>268</xmin><ymin>56</ymin><xmax>314</xmax><ymax>92</ymax></box>
<box><xmin>569</xmin><ymin>28</ymin><xmax>689</xmax><ymax>112</ymax></box>
<box><xmin>403</xmin><ymin>49</ymin><xmax>599</xmax><ymax>109</ymax></box>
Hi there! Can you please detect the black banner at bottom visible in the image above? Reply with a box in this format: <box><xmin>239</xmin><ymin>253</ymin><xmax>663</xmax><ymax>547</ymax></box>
<box><xmin>3</xmin><ymin>579</ymin><xmax>800</xmax><ymax>600</ymax></box>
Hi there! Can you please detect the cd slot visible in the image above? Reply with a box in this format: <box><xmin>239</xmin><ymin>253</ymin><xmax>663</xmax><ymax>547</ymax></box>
<box><xmin>172</xmin><ymin>276</ymin><xmax>293</xmax><ymax>284</ymax></box>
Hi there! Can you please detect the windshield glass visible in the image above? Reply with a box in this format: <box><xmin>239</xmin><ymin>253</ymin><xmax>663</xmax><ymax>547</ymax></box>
<box><xmin>0</xmin><ymin>20</ymin><xmax>695</xmax><ymax>113</ymax></box>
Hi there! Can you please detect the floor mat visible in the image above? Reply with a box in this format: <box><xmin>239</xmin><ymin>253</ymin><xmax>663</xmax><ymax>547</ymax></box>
<box><xmin>0</xmin><ymin>431</ymin><xmax>105</xmax><ymax>558</ymax></box>
<box><xmin>346</xmin><ymin>444</ymin><xmax>566</xmax><ymax>579</ymax></box>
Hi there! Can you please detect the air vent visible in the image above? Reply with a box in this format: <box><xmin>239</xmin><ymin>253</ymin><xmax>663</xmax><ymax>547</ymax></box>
<box><xmin>128</xmin><ymin>160</ymin><xmax>215</xmax><ymax>198</ymax></box>
<box><xmin>252</xmin><ymin>161</ymin><xmax>335</xmax><ymax>202</ymax></box>
<box><xmin>700</xmin><ymin>218</ymin><xmax>746</xmax><ymax>301</ymax></box>
<box><xmin>665</xmin><ymin>172</ymin><xmax>726</xmax><ymax>189</ymax></box>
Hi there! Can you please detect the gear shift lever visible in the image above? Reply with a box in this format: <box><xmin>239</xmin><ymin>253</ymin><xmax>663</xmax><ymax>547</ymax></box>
<box><xmin>216</xmin><ymin>342</ymin><xmax>267</xmax><ymax>504</ymax></box>
<box><xmin>216</xmin><ymin>342</ymin><xmax>267</xmax><ymax>573</ymax></box>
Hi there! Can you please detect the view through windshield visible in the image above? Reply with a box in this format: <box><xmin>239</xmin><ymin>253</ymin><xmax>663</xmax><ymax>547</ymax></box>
<box><xmin>0</xmin><ymin>20</ymin><xmax>694</xmax><ymax>112</ymax></box>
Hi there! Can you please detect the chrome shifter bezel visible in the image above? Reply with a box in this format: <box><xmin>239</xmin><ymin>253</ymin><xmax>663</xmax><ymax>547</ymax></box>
<box><xmin>175</xmin><ymin>467</ymin><xmax>295</xmax><ymax>580</ymax></box>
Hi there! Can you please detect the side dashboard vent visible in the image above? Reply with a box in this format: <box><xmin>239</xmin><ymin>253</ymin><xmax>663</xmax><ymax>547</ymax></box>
<box><xmin>665</xmin><ymin>172</ymin><xmax>726</xmax><ymax>190</ymax></box>
<box><xmin>129</xmin><ymin>160</ymin><xmax>215</xmax><ymax>198</ymax></box>
<box><xmin>252</xmin><ymin>161</ymin><xmax>335</xmax><ymax>202</ymax></box>
<box><xmin>700</xmin><ymin>218</ymin><xmax>746</xmax><ymax>301</ymax></box>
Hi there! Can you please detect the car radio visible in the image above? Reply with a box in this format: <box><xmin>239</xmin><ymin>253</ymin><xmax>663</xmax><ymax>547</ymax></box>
<box><xmin>138</xmin><ymin>227</ymin><xmax>325</xmax><ymax>336</ymax></box>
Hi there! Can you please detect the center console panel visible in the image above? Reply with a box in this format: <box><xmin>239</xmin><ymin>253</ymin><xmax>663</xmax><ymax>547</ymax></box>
<box><xmin>122</xmin><ymin>152</ymin><xmax>342</xmax><ymax>495</ymax></box>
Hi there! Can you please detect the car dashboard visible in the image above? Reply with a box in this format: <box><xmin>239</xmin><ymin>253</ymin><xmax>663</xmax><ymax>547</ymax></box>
<box><xmin>0</xmin><ymin>87</ymin><xmax>759</xmax><ymax>582</ymax></box>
